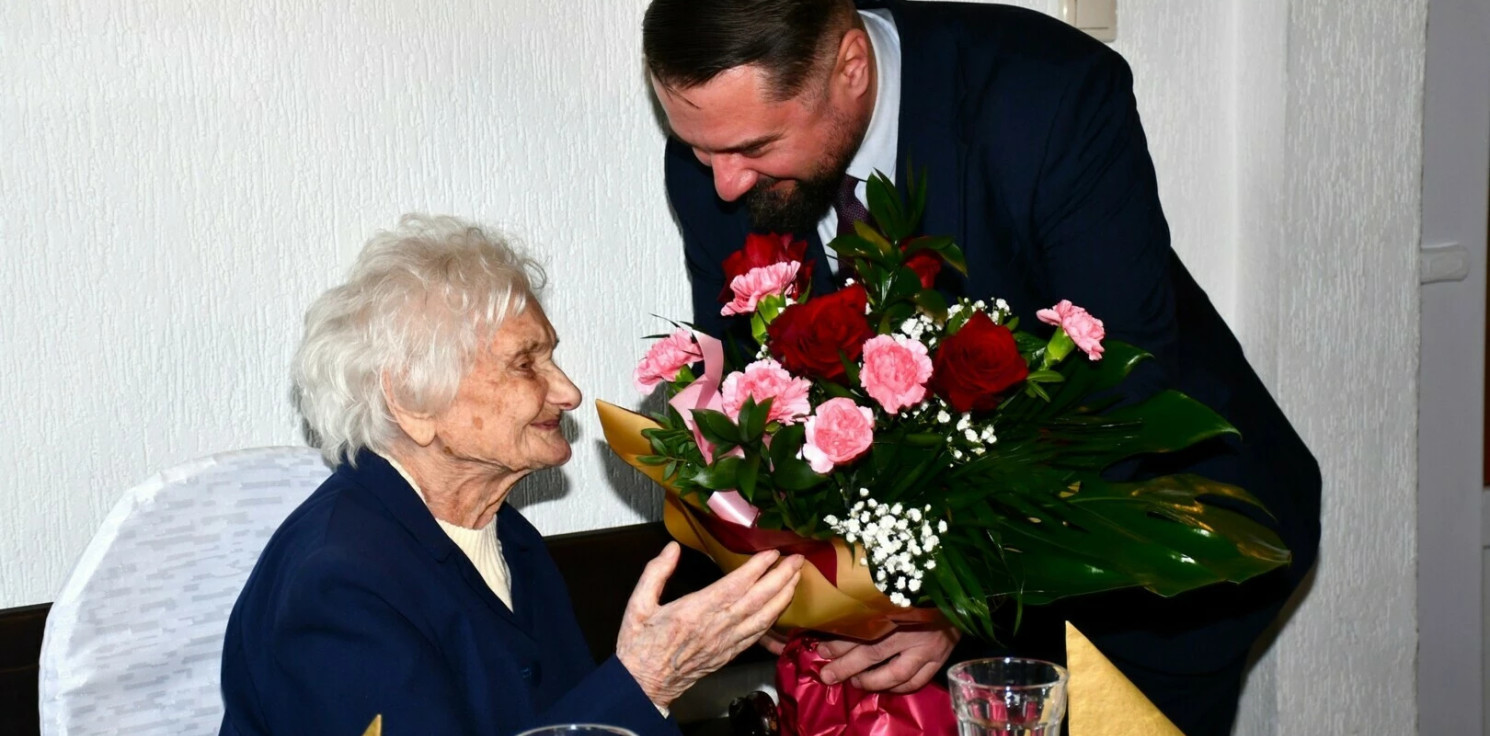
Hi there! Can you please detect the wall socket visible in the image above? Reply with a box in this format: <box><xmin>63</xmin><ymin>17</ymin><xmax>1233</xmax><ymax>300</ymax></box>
<box><xmin>1059</xmin><ymin>0</ymin><xmax>1117</xmax><ymax>43</ymax></box>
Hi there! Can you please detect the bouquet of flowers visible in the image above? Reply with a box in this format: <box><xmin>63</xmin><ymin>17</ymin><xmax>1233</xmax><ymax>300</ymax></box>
<box><xmin>600</xmin><ymin>173</ymin><xmax>1288</xmax><ymax>645</ymax></box>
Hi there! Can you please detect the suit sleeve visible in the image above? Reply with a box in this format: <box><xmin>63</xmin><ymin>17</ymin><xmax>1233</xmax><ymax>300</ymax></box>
<box><xmin>1026</xmin><ymin>51</ymin><xmax>1177</xmax><ymax>397</ymax></box>
<box><xmin>261</xmin><ymin>551</ymin><xmax>678</xmax><ymax>736</ymax></box>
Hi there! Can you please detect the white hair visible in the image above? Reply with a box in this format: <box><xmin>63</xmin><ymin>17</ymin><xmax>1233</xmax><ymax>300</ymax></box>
<box><xmin>294</xmin><ymin>214</ymin><xmax>546</xmax><ymax>466</ymax></box>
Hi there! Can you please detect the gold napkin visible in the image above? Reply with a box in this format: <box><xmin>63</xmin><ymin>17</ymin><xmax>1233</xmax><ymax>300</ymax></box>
<box><xmin>1065</xmin><ymin>623</ymin><xmax>1182</xmax><ymax>736</ymax></box>
<box><xmin>361</xmin><ymin>715</ymin><xmax>382</xmax><ymax>736</ymax></box>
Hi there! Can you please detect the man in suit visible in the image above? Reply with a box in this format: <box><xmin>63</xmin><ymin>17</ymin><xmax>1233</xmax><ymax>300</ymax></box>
<box><xmin>641</xmin><ymin>1</ymin><xmax>1321</xmax><ymax>733</ymax></box>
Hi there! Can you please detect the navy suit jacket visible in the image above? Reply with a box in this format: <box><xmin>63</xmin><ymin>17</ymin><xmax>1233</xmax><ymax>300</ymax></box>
<box><xmin>220</xmin><ymin>452</ymin><xmax>677</xmax><ymax>736</ymax></box>
<box><xmin>665</xmin><ymin>0</ymin><xmax>1319</xmax><ymax>684</ymax></box>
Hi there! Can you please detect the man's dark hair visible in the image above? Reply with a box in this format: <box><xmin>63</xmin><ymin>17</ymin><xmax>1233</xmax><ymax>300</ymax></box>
<box><xmin>643</xmin><ymin>0</ymin><xmax>856</xmax><ymax>100</ymax></box>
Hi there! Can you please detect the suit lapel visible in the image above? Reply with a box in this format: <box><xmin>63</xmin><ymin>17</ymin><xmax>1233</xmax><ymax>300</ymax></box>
<box><xmin>496</xmin><ymin>506</ymin><xmax>538</xmax><ymax>633</ymax></box>
<box><xmin>347</xmin><ymin>452</ymin><xmax>530</xmax><ymax>633</ymax></box>
<box><xmin>802</xmin><ymin>229</ymin><xmax>838</xmax><ymax>296</ymax></box>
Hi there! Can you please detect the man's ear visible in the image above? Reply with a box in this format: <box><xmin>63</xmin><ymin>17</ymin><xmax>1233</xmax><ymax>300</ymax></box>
<box><xmin>382</xmin><ymin>374</ymin><xmax>438</xmax><ymax>447</ymax></box>
<box><xmin>832</xmin><ymin>27</ymin><xmax>874</xmax><ymax>100</ymax></box>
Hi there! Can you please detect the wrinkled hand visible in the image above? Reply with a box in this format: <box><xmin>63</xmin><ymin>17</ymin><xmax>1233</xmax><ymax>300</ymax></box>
<box><xmin>616</xmin><ymin>543</ymin><xmax>803</xmax><ymax>708</ymax></box>
<box><xmin>817</xmin><ymin>622</ymin><xmax>961</xmax><ymax>693</ymax></box>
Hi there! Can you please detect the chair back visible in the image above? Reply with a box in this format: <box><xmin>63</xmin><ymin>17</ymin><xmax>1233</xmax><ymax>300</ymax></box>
<box><xmin>39</xmin><ymin>446</ymin><xmax>331</xmax><ymax>735</ymax></box>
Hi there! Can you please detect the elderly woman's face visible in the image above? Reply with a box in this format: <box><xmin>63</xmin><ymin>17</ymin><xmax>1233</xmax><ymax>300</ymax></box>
<box><xmin>430</xmin><ymin>304</ymin><xmax>582</xmax><ymax>474</ymax></box>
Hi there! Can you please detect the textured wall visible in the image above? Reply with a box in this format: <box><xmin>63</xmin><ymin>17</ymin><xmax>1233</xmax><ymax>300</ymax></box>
<box><xmin>0</xmin><ymin>0</ymin><xmax>685</xmax><ymax>607</ymax></box>
<box><xmin>1</xmin><ymin>2</ymin><xmax>1427</xmax><ymax>730</ymax></box>
<box><xmin>1236</xmin><ymin>1</ymin><xmax>1427</xmax><ymax>733</ymax></box>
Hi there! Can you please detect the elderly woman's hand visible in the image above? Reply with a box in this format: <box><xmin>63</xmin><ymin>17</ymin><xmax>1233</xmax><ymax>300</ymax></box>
<box><xmin>615</xmin><ymin>543</ymin><xmax>803</xmax><ymax>708</ymax></box>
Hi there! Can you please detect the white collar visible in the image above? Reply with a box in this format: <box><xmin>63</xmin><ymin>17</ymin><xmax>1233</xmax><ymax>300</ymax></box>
<box><xmin>847</xmin><ymin>8</ymin><xmax>901</xmax><ymax>186</ymax></box>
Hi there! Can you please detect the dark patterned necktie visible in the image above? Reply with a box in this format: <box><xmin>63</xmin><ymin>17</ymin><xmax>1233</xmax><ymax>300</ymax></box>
<box><xmin>834</xmin><ymin>175</ymin><xmax>872</xmax><ymax>238</ymax></box>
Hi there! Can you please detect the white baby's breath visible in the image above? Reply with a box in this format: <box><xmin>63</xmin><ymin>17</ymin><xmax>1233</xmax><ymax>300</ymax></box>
<box><xmin>826</xmin><ymin>495</ymin><xmax>946</xmax><ymax>608</ymax></box>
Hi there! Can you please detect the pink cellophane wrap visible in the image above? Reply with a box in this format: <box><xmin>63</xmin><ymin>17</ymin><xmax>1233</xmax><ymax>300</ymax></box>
<box><xmin>776</xmin><ymin>633</ymin><xmax>956</xmax><ymax>736</ymax></box>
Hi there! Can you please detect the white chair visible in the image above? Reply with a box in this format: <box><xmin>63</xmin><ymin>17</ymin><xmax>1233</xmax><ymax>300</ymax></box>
<box><xmin>39</xmin><ymin>446</ymin><xmax>331</xmax><ymax>735</ymax></box>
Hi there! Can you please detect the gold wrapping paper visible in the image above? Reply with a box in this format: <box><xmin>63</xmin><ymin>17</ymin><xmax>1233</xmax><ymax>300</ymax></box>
<box><xmin>597</xmin><ymin>400</ymin><xmax>939</xmax><ymax>640</ymax></box>
<box><xmin>1065</xmin><ymin>622</ymin><xmax>1182</xmax><ymax>736</ymax></box>
<box><xmin>361</xmin><ymin>715</ymin><xmax>382</xmax><ymax>736</ymax></box>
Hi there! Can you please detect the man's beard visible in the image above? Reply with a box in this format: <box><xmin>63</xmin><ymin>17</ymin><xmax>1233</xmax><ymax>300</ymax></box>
<box><xmin>743</xmin><ymin>169</ymin><xmax>846</xmax><ymax>233</ymax></box>
<box><xmin>742</xmin><ymin>111</ymin><xmax>862</xmax><ymax>233</ymax></box>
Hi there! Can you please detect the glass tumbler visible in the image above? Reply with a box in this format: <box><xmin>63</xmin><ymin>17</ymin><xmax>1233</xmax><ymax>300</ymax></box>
<box><xmin>948</xmin><ymin>657</ymin><xmax>1069</xmax><ymax>736</ymax></box>
<box><xmin>515</xmin><ymin>726</ymin><xmax>639</xmax><ymax>736</ymax></box>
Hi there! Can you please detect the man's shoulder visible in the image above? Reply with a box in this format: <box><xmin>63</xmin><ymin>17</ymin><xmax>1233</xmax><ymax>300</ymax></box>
<box><xmin>886</xmin><ymin>0</ymin><xmax>1119</xmax><ymax>75</ymax></box>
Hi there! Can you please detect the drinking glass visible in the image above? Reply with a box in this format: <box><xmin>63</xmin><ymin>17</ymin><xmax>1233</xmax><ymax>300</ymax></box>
<box><xmin>515</xmin><ymin>726</ymin><xmax>639</xmax><ymax>736</ymax></box>
<box><xmin>948</xmin><ymin>657</ymin><xmax>1068</xmax><ymax>736</ymax></box>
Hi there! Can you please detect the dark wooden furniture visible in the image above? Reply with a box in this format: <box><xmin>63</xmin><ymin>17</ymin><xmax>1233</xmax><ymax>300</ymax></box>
<box><xmin>0</xmin><ymin>603</ymin><xmax>47</xmax><ymax>735</ymax></box>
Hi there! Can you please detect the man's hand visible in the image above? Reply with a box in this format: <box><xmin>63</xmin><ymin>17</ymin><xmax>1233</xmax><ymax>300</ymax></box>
<box><xmin>757</xmin><ymin>628</ymin><xmax>790</xmax><ymax>655</ymax></box>
<box><xmin>816</xmin><ymin>623</ymin><xmax>961</xmax><ymax>693</ymax></box>
<box><xmin>616</xmin><ymin>543</ymin><xmax>803</xmax><ymax>708</ymax></box>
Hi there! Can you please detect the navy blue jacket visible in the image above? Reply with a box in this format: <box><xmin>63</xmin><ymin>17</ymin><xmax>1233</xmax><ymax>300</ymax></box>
<box><xmin>665</xmin><ymin>0</ymin><xmax>1319</xmax><ymax>704</ymax></box>
<box><xmin>220</xmin><ymin>452</ymin><xmax>677</xmax><ymax>736</ymax></box>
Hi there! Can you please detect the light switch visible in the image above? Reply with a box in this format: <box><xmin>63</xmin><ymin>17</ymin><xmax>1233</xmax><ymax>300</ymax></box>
<box><xmin>1059</xmin><ymin>0</ymin><xmax>1117</xmax><ymax>43</ymax></box>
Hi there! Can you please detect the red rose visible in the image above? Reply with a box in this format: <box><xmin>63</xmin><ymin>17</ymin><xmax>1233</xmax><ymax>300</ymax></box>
<box><xmin>767</xmin><ymin>284</ymin><xmax>874</xmax><ymax>381</ymax></box>
<box><xmin>903</xmin><ymin>250</ymin><xmax>942</xmax><ymax>289</ymax></box>
<box><xmin>719</xmin><ymin>233</ymin><xmax>815</xmax><ymax>304</ymax></box>
<box><xmin>930</xmin><ymin>312</ymin><xmax>1028</xmax><ymax>412</ymax></box>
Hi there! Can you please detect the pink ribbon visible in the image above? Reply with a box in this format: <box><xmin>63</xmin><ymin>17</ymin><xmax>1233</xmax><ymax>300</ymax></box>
<box><xmin>668</xmin><ymin>332</ymin><xmax>761</xmax><ymax>526</ymax></box>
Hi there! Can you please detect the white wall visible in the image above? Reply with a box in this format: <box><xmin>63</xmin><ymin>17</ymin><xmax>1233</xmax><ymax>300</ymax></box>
<box><xmin>1</xmin><ymin>0</ymin><xmax>685</xmax><ymax>607</ymax></box>
<box><xmin>2</xmin><ymin>0</ymin><xmax>1427</xmax><ymax>731</ymax></box>
<box><xmin>1092</xmin><ymin>3</ymin><xmax>1426</xmax><ymax>731</ymax></box>
<box><xmin>1234</xmin><ymin>2</ymin><xmax>1426</xmax><ymax>733</ymax></box>
<box><xmin>1415</xmin><ymin>0</ymin><xmax>1487</xmax><ymax>732</ymax></box>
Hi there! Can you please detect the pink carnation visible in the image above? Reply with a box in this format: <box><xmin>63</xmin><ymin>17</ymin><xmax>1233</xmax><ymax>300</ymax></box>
<box><xmin>1037</xmin><ymin>299</ymin><xmax>1106</xmax><ymax>361</ymax></box>
<box><xmin>802</xmin><ymin>398</ymin><xmax>874</xmax><ymax>474</ymax></box>
<box><xmin>859</xmin><ymin>335</ymin><xmax>933</xmax><ymax>414</ymax></box>
<box><xmin>634</xmin><ymin>329</ymin><xmax>701</xmax><ymax>393</ymax></box>
<box><xmin>721</xmin><ymin>261</ymin><xmax>801</xmax><ymax>316</ymax></box>
<box><xmin>720</xmin><ymin>358</ymin><xmax>812</xmax><ymax>425</ymax></box>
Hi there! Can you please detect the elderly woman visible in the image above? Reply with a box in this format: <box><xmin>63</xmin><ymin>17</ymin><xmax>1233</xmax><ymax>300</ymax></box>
<box><xmin>220</xmin><ymin>215</ymin><xmax>802</xmax><ymax>735</ymax></box>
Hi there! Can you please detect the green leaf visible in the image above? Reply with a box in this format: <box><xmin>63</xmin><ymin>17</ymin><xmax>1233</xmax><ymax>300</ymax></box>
<box><xmin>854</xmin><ymin>221</ymin><xmax>895</xmax><ymax>257</ymax></box>
<box><xmin>878</xmin><ymin>302</ymin><xmax>916</xmax><ymax>335</ymax></box>
<box><xmin>1000</xmin><ymin>340</ymin><xmax>1151</xmax><ymax>426</ymax></box>
<box><xmin>913</xmin><ymin>288</ymin><xmax>948</xmax><ymax>322</ymax></box>
<box><xmin>750</xmin><ymin>311</ymin><xmax>769</xmax><ymax>344</ymax></box>
<box><xmin>904</xmin><ymin>432</ymin><xmax>946</xmax><ymax>447</ymax></box>
<box><xmin>773</xmin><ymin>456</ymin><xmax>827</xmax><ymax>492</ymax></box>
<box><xmin>738</xmin><ymin>452</ymin><xmax>762</xmax><ymax>500</ymax></box>
<box><xmin>838</xmin><ymin>350</ymin><xmax>861</xmax><ymax>386</ymax></box>
<box><xmin>883</xmin><ymin>269</ymin><xmax>921</xmax><ymax>305</ymax></box>
<box><xmin>736</xmin><ymin>399</ymin><xmax>759</xmax><ymax>443</ymax></box>
<box><xmin>769</xmin><ymin>423</ymin><xmax>807</xmax><ymax>469</ymax></box>
<box><xmin>933</xmin><ymin>465</ymin><xmax>1289</xmax><ymax>606</ymax></box>
<box><xmin>692</xmin><ymin>409</ymin><xmax>741</xmax><ymax>446</ymax></box>
<box><xmin>690</xmin><ymin>456</ymin><xmax>742</xmax><ymax>490</ymax></box>
<box><xmin>1039</xmin><ymin>390</ymin><xmax>1240</xmax><ymax>471</ymax></box>
<box><xmin>906</xmin><ymin>167</ymin><xmax>928</xmax><ymax>237</ymax></box>
<box><xmin>827</xmin><ymin>234</ymin><xmax>888</xmax><ymax>264</ymax></box>
<box><xmin>820</xmin><ymin>381</ymin><xmax>856</xmax><ymax>400</ymax></box>
<box><xmin>865</xmin><ymin>172</ymin><xmax>909</xmax><ymax>242</ymax></box>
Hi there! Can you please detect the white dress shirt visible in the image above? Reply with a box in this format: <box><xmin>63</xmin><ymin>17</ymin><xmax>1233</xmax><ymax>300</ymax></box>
<box><xmin>816</xmin><ymin>8</ymin><xmax>903</xmax><ymax>270</ymax></box>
